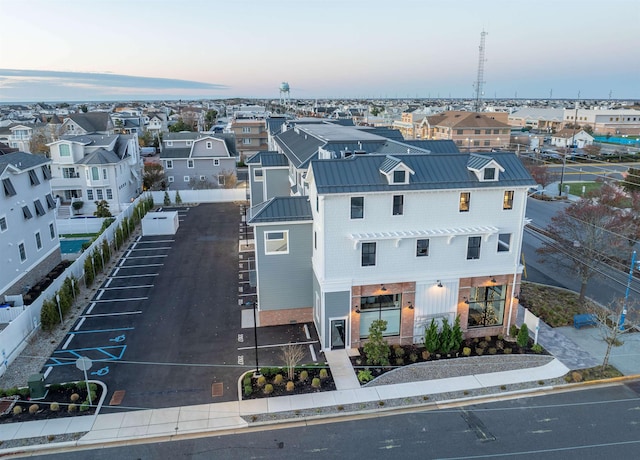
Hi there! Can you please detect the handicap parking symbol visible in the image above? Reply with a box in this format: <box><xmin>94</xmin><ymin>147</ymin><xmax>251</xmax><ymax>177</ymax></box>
<box><xmin>91</xmin><ymin>366</ymin><xmax>110</xmax><ymax>376</ymax></box>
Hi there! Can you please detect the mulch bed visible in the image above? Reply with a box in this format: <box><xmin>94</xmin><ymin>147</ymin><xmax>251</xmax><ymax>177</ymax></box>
<box><xmin>242</xmin><ymin>366</ymin><xmax>335</xmax><ymax>400</ymax></box>
<box><xmin>0</xmin><ymin>383</ymin><xmax>101</xmax><ymax>424</ymax></box>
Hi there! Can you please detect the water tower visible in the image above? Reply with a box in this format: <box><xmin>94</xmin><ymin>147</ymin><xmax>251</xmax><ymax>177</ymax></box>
<box><xmin>279</xmin><ymin>82</ymin><xmax>290</xmax><ymax>106</ymax></box>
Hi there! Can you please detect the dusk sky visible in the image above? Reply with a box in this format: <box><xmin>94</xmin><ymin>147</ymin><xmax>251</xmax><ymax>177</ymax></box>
<box><xmin>1</xmin><ymin>0</ymin><xmax>639</xmax><ymax>102</ymax></box>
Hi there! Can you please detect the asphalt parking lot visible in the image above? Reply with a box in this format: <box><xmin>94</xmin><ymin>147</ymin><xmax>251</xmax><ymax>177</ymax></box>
<box><xmin>43</xmin><ymin>202</ymin><xmax>320</xmax><ymax>411</ymax></box>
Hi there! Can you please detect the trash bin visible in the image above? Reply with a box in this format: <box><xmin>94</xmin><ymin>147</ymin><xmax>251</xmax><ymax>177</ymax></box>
<box><xmin>28</xmin><ymin>373</ymin><xmax>47</xmax><ymax>399</ymax></box>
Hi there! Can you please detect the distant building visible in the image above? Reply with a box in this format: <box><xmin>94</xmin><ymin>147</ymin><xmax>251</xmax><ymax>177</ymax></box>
<box><xmin>419</xmin><ymin>111</ymin><xmax>511</xmax><ymax>151</ymax></box>
<box><xmin>562</xmin><ymin>108</ymin><xmax>640</xmax><ymax>135</ymax></box>
<box><xmin>0</xmin><ymin>124</ymin><xmax>34</xmax><ymax>153</ymax></box>
<box><xmin>228</xmin><ymin>118</ymin><xmax>268</xmax><ymax>161</ymax></box>
<box><xmin>0</xmin><ymin>152</ymin><xmax>61</xmax><ymax>297</ymax></box>
<box><xmin>508</xmin><ymin>108</ymin><xmax>564</xmax><ymax>133</ymax></box>
<box><xmin>551</xmin><ymin>129</ymin><xmax>594</xmax><ymax>149</ymax></box>
<box><xmin>60</xmin><ymin>112</ymin><xmax>115</xmax><ymax>136</ymax></box>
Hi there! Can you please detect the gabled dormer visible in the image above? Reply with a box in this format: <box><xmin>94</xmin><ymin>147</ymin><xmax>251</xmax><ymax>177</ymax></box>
<box><xmin>466</xmin><ymin>153</ymin><xmax>504</xmax><ymax>182</ymax></box>
<box><xmin>379</xmin><ymin>155</ymin><xmax>414</xmax><ymax>185</ymax></box>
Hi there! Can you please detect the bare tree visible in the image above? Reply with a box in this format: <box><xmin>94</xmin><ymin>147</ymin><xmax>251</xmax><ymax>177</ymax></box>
<box><xmin>586</xmin><ymin>298</ymin><xmax>637</xmax><ymax>371</ymax></box>
<box><xmin>537</xmin><ymin>199</ymin><xmax>627</xmax><ymax>303</ymax></box>
<box><xmin>281</xmin><ymin>344</ymin><xmax>305</xmax><ymax>381</ymax></box>
<box><xmin>219</xmin><ymin>170</ymin><xmax>238</xmax><ymax>189</ymax></box>
<box><xmin>525</xmin><ymin>163</ymin><xmax>558</xmax><ymax>194</ymax></box>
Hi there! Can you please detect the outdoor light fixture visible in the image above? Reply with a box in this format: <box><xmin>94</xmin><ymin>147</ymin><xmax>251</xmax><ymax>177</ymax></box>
<box><xmin>490</xmin><ymin>276</ymin><xmax>497</xmax><ymax>283</ymax></box>
<box><xmin>380</xmin><ymin>284</ymin><xmax>387</xmax><ymax>292</ymax></box>
<box><xmin>437</xmin><ymin>280</ymin><xmax>443</xmax><ymax>288</ymax></box>
<box><xmin>463</xmin><ymin>297</ymin><xmax>470</xmax><ymax>305</ymax></box>
<box><xmin>355</xmin><ymin>307</ymin><xmax>361</xmax><ymax>314</ymax></box>
<box><xmin>407</xmin><ymin>301</ymin><xmax>414</xmax><ymax>310</ymax></box>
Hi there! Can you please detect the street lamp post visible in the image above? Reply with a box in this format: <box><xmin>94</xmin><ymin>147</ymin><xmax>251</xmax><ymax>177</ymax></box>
<box><xmin>620</xmin><ymin>251</ymin><xmax>639</xmax><ymax>330</ymax></box>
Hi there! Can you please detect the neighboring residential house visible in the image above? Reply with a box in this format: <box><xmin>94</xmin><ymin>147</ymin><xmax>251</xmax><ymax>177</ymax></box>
<box><xmin>47</xmin><ymin>134</ymin><xmax>142</xmax><ymax>215</ymax></box>
<box><xmin>59</xmin><ymin>112</ymin><xmax>115</xmax><ymax>136</ymax></box>
<box><xmin>550</xmin><ymin>129</ymin><xmax>594</xmax><ymax>148</ymax></box>
<box><xmin>228</xmin><ymin>118</ymin><xmax>269</xmax><ymax>161</ymax></box>
<box><xmin>392</xmin><ymin>109</ymin><xmax>426</xmax><ymax>140</ymax></box>
<box><xmin>0</xmin><ymin>124</ymin><xmax>34</xmax><ymax>153</ymax></box>
<box><xmin>0</xmin><ymin>152</ymin><xmax>61</xmax><ymax>297</ymax></box>
<box><xmin>145</xmin><ymin>112</ymin><xmax>168</xmax><ymax>136</ymax></box>
<box><xmin>508</xmin><ymin>108</ymin><xmax>564</xmax><ymax>132</ymax></box>
<box><xmin>249</xmin><ymin>152</ymin><xmax>535</xmax><ymax>351</ymax></box>
<box><xmin>111</xmin><ymin>113</ymin><xmax>144</xmax><ymax>134</ymax></box>
<box><xmin>160</xmin><ymin>133</ymin><xmax>236</xmax><ymax>189</ymax></box>
<box><xmin>419</xmin><ymin>111</ymin><xmax>511</xmax><ymax>151</ymax></box>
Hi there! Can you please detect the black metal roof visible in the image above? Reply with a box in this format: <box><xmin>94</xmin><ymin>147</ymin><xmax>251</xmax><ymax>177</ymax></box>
<box><xmin>401</xmin><ymin>140</ymin><xmax>461</xmax><ymax>153</ymax></box>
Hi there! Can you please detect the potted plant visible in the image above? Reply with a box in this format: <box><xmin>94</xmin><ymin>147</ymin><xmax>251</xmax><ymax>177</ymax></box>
<box><xmin>72</xmin><ymin>201</ymin><xmax>84</xmax><ymax>215</ymax></box>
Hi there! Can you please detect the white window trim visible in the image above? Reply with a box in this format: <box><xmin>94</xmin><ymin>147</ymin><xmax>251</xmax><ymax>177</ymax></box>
<box><xmin>167</xmin><ymin>176</ymin><xmax>174</xmax><ymax>183</ymax></box>
<box><xmin>187</xmin><ymin>159</ymin><xmax>195</xmax><ymax>169</ymax></box>
<box><xmin>166</xmin><ymin>160</ymin><xmax>173</xmax><ymax>169</ymax></box>
<box><xmin>184</xmin><ymin>176</ymin><xmax>190</xmax><ymax>182</ymax></box>
<box><xmin>206</xmin><ymin>141</ymin><xmax>213</xmax><ymax>149</ymax></box>
<box><xmin>167</xmin><ymin>141</ymin><xmax>173</xmax><ymax>147</ymax></box>
<box><xmin>213</xmin><ymin>158</ymin><xmax>220</xmax><ymax>166</ymax></box>
<box><xmin>264</xmin><ymin>230</ymin><xmax>289</xmax><ymax>255</ymax></box>
<box><xmin>0</xmin><ymin>214</ymin><xmax>7</xmax><ymax>233</ymax></box>
<box><xmin>49</xmin><ymin>222</ymin><xmax>56</xmax><ymax>240</ymax></box>
<box><xmin>254</xmin><ymin>168</ymin><xmax>264</xmax><ymax>181</ymax></box>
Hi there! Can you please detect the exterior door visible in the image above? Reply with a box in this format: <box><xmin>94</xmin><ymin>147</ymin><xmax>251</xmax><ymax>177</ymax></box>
<box><xmin>330</xmin><ymin>319</ymin><xmax>346</xmax><ymax>350</ymax></box>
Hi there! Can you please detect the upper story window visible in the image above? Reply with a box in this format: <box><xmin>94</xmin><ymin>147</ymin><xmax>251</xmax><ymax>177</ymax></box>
<box><xmin>46</xmin><ymin>194</ymin><xmax>56</xmax><ymax>209</ymax></box>
<box><xmin>416</xmin><ymin>239</ymin><xmax>429</xmax><ymax>257</ymax></box>
<box><xmin>206</xmin><ymin>141</ymin><xmax>213</xmax><ymax>149</ymax></box>
<box><xmin>0</xmin><ymin>216</ymin><xmax>7</xmax><ymax>232</ymax></box>
<box><xmin>35</xmin><ymin>231</ymin><xmax>42</xmax><ymax>250</ymax></box>
<box><xmin>41</xmin><ymin>165</ymin><xmax>52</xmax><ymax>180</ymax></box>
<box><xmin>91</xmin><ymin>167</ymin><xmax>99</xmax><ymax>181</ymax></box>
<box><xmin>498</xmin><ymin>233</ymin><xmax>511</xmax><ymax>252</ymax></box>
<box><xmin>467</xmin><ymin>236</ymin><xmax>481</xmax><ymax>260</ymax></box>
<box><xmin>166</xmin><ymin>160</ymin><xmax>173</xmax><ymax>169</ymax></box>
<box><xmin>213</xmin><ymin>159</ymin><xmax>220</xmax><ymax>166</ymax></box>
<box><xmin>34</xmin><ymin>199</ymin><xmax>46</xmax><ymax>217</ymax></box>
<box><xmin>351</xmin><ymin>196</ymin><xmax>364</xmax><ymax>219</ymax></box>
<box><xmin>242</xmin><ymin>138</ymin><xmax>252</xmax><ymax>145</ymax></box>
<box><xmin>187</xmin><ymin>160</ymin><xmax>195</xmax><ymax>168</ymax></box>
<box><xmin>459</xmin><ymin>192</ymin><xmax>470</xmax><ymax>212</ymax></box>
<box><xmin>242</xmin><ymin>127</ymin><xmax>251</xmax><ymax>133</ymax></box>
<box><xmin>19</xmin><ymin>242</ymin><xmax>26</xmax><ymax>262</ymax></box>
<box><xmin>22</xmin><ymin>205</ymin><xmax>33</xmax><ymax>220</ymax></box>
<box><xmin>265</xmin><ymin>230</ymin><xmax>289</xmax><ymax>254</ymax></box>
<box><xmin>49</xmin><ymin>222</ymin><xmax>56</xmax><ymax>240</ymax></box>
<box><xmin>457</xmin><ymin>129</ymin><xmax>464</xmax><ymax>135</ymax></box>
<box><xmin>254</xmin><ymin>168</ymin><xmax>263</xmax><ymax>181</ymax></box>
<box><xmin>2</xmin><ymin>178</ymin><xmax>16</xmax><ymax>197</ymax></box>
<box><xmin>393</xmin><ymin>170</ymin><xmax>406</xmax><ymax>184</ymax></box>
<box><xmin>361</xmin><ymin>242</ymin><xmax>376</xmax><ymax>266</ymax></box>
<box><xmin>503</xmin><ymin>191</ymin><xmax>514</xmax><ymax>210</ymax></box>
<box><xmin>474</xmin><ymin>129</ymin><xmax>481</xmax><ymax>134</ymax></box>
<box><xmin>103</xmin><ymin>169</ymin><xmax>107</xmax><ymax>180</ymax></box>
<box><xmin>483</xmin><ymin>168</ymin><xmax>495</xmax><ymax>180</ymax></box>
<box><xmin>28</xmin><ymin>169</ymin><xmax>40</xmax><ymax>186</ymax></box>
<box><xmin>392</xmin><ymin>195</ymin><xmax>403</xmax><ymax>216</ymax></box>
<box><xmin>59</xmin><ymin>144</ymin><xmax>71</xmax><ymax>156</ymax></box>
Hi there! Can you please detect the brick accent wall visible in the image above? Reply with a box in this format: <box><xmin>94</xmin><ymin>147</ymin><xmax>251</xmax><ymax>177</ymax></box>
<box><xmin>259</xmin><ymin>307</ymin><xmax>313</xmax><ymax>327</ymax></box>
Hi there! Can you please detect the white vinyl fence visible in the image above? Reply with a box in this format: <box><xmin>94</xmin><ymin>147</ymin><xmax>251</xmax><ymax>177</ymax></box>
<box><xmin>55</xmin><ymin>217</ymin><xmax>108</xmax><ymax>235</ymax></box>
<box><xmin>148</xmin><ymin>188</ymin><xmax>246</xmax><ymax>205</ymax></box>
<box><xmin>0</xmin><ymin>194</ymin><xmax>149</xmax><ymax>378</ymax></box>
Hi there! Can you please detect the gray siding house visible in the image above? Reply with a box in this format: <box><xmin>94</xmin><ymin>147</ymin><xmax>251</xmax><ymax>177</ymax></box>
<box><xmin>248</xmin><ymin>196</ymin><xmax>313</xmax><ymax>326</ymax></box>
<box><xmin>1</xmin><ymin>152</ymin><xmax>61</xmax><ymax>297</ymax></box>
<box><xmin>246</xmin><ymin>151</ymin><xmax>290</xmax><ymax>205</ymax></box>
<box><xmin>161</xmin><ymin>133</ymin><xmax>237</xmax><ymax>189</ymax></box>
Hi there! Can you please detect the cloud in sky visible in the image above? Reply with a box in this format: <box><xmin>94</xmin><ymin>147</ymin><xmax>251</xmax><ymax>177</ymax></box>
<box><xmin>0</xmin><ymin>69</ymin><xmax>230</xmax><ymax>102</ymax></box>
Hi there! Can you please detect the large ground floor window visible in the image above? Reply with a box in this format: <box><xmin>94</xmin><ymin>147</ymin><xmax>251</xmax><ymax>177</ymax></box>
<box><xmin>359</xmin><ymin>294</ymin><xmax>401</xmax><ymax>337</ymax></box>
<box><xmin>467</xmin><ymin>285</ymin><xmax>506</xmax><ymax>328</ymax></box>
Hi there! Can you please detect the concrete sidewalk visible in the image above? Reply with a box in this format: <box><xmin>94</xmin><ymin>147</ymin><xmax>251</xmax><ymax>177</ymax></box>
<box><xmin>0</xmin><ymin>357</ymin><xmax>569</xmax><ymax>448</ymax></box>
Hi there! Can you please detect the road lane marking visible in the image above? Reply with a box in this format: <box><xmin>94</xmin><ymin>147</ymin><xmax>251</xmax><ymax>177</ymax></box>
<box><xmin>128</xmin><ymin>247</ymin><xmax>172</xmax><ymax>251</ymax></box>
<box><xmin>43</xmin><ymin>367</ymin><xmax>52</xmax><ymax>379</ymax></box>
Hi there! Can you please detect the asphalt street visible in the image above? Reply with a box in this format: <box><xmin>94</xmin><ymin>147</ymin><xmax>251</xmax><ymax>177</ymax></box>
<box><xmin>30</xmin><ymin>381</ymin><xmax>640</xmax><ymax>459</ymax></box>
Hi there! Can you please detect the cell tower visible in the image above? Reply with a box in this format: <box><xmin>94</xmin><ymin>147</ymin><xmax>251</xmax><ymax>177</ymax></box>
<box><xmin>473</xmin><ymin>30</ymin><xmax>488</xmax><ymax>113</ymax></box>
<box><xmin>279</xmin><ymin>82</ymin><xmax>291</xmax><ymax>106</ymax></box>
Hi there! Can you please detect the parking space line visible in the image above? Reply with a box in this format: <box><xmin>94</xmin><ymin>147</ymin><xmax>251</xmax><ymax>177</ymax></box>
<box><xmin>75</xmin><ymin>317</ymin><xmax>86</xmax><ymax>331</ymax></box>
<box><xmin>49</xmin><ymin>345</ymin><xmax>127</xmax><ymax>366</ymax></box>
<box><xmin>105</xmin><ymin>278</ymin><xmax>112</xmax><ymax>288</ymax></box>
<box><xmin>69</xmin><ymin>327</ymin><xmax>134</xmax><ymax>334</ymax></box>
<box><xmin>43</xmin><ymin>367</ymin><xmax>52</xmax><ymax>379</ymax></box>
<box><xmin>96</xmin><ymin>290</ymin><xmax>104</xmax><ymax>300</ymax></box>
<box><xmin>237</xmin><ymin>340</ymin><xmax>319</xmax><ymax>351</ymax></box>
<box><xmin>128</xmin><ymin>247</ymin><xmax>172</xmax><ymax>251</ymax></box>
<box><xmin>62</xmin><ymin>334</ymin><xmax>74</xmax><ymax>350</ymax></box>
<box><xmin>82</xmin><ymin>311</ymin><xmax>142</xmax><ymax>317</ymax></box>
<box><xmin>125</xmin><ymin>255</ymin><xmax>168</xmax><ymax>259</ymax></box>
<box><xmin>109</xmin><ymin>273</ymin><xmax>159</xmax><ymax>278</ymax></box>
<box><xmin>136</xmin><ymin>240</ymin><xmax>174</xmax><ymax>244</ymax></box>
<box><xmin>118</xmin><ymin>264</ymin><xmax>164</xmax><ymax>268</ymax></box>
<box><xmin>92</xmin><ymin>297</ymin><xmax>148</xmax><ymax>303</ymax></box>
<box><xmin>112</xmin><ymin>267</ymin><xmax>120</xmax><ymax>277</ymax></box>
<box><xmin>86</xmin><ymin>303</ymin><xmax>96</xmax><ymax>315</ymax></box>
<box><xmin>101</xmin><ymin>285</ymin><xmax>154</xmax><ymax>290</ymax></box>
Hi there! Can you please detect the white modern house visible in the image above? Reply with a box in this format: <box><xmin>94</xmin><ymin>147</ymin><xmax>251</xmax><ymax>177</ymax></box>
<box><xmin>47</xmin><ymin>134</ymin><xmax>142</xmax><ymax>215</ymax></box>
<box><xmin>249</xmin><ymin>152</ymin><xmax>535</xmax><ymax>351</ymax></box>
<box><xmin>1</xmin><ymin>152</ymin><xmax>61</xmax><ymax>297</ymax></box>
<box><xmin>0</xmin><ymin>124</ymin><xmax>34</xmax><ymax>153</ymax></box>
<box><xmin>550</xmin><ymin>129</ymin><xmax>594</xmax><ymax>148</ymax></box>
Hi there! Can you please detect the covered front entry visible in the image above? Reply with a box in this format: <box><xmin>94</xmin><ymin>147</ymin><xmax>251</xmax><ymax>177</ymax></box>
<box><xmin>330</xmin><ymin>318</ymin><xmax>346</xmax><ymax>349</ymax></box>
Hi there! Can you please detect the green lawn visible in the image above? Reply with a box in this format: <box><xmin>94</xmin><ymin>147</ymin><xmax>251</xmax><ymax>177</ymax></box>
<box><xmin>566</xmin><ymin>182</ymin><xmax>602</xmax><ymax>196</ymax></box>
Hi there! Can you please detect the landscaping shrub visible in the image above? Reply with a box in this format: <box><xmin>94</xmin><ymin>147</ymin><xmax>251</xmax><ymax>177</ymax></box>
<box><xmin>29</xmin><ymin>404</ymin><xmax>39</xmax><ymax>414</ymax></box>
<box><xmin>83</xmin><ymin>257</ymin><xmax>94</xmax><ymax>287</ymax></box>
<box><xmin>504</xmin><ymin>347</ymin><xmax>512</xmax><ymax>354</ymax></box>
<box><xmin>79</xmin><ymin>401</ymin><xmax>90</xmax><ymax>412</ymax></box>
<box><xmin>319</xmin><ymin>368</ymin><xmax>328</xmax><ymax>379</ymax></box>
<box><xmin>256</xmin><ymin>376</ymin><xmax>266</xmax><ymax>387</ymax></box>
<box><xmin>439</xmin><ymin>317</ymin><xmax>454</xmax><ymax>354</ymax></box>
<box><xmin>452</xmin><ymin>315</ymin><xmax>464</xmax><ymax>351</ymax></box>
<box><xmin>509</xmin><ymin>324</ymin><xmax>519</xmax><ymax>337</ymax></box>
<box><xmin>298</xmin><ymin>370</ymin><xmax>308</xmax><ymax>382</ymax></box>
<box><xmin>357</xmin><ymin>369</ymin><xmax>373</xmax><ymax>383</ymax></box>
<box><xmin>244</xmin><ymin>385</ymin><xmax>252</xmax><ymax>396</ymax></box>
<box><xmin>13</xmin><ymin>406</ymin><xmax>22</xmax><ymax>415</ymax></box>
<box><xmin>68</xmin><ymin>404</ymin><xmax>77</xmax><ymax>413</ymax></box>
<box><xmin>571</xmin><ymin>371</ymin><xmax>583</xmax><ymax>382</ymax></box>
<box><xmin>462</xmin><ymin>347</ymin><xmax>472</xmax><ymax>357</ymax></box>
<box><xmin>311</xmin><ymin>378</ymin><xmax>321</xmax><ymax>388</ymax></box>
<box><xmin>517</xmin><ymin>324</ymin><xmax>529</xmax><ymax>348</ymax></box>
<box><xmin>409</xmin><ymin>353</ymin><xmax>418</xmax><ymax>363</ymax></box>
<box><xmin>163</xmin><ymin>191</ymin><xmax>171</xmax><ymax>206</ymax></box>
<box><xmin>286</xmin><ymin>381</ymin><xmax>295</xmax><ymax>392</ymax></box>
<box><xmin>424</xmin><ymin>319</ymin><xmax>440</xmax><ymax>354</ymax></box>
<box><xmin>421</xmin><ymin>350</ymin><xmax>430</xmax><ymax>360</ymax></box>
<box><xmin>531</xmin><ymin>344</ymin><xmax>544</xmax><ymax>354</ymax></box>
<box><xmin>273</xmin><ymin>374</ymin><xmax>284</xmax><ymax>385</ymax></box>
<box><xmin>363</xmin><ymin>319</ymin><xmax>390</xmax><ymax>366</ymax></box>
<box><xmin>263</xmin><ymin>384</ymin><xmax>274</xmax><ymax>395</ymax></box>
<box><xmin>488</xmin><ymin>347</ymin><xmax>497</xmax><ymax>355</ymax></box>
<box><xmin>475</xmin><ymin>347</ymin><xmax>484</xmax><ymax>356</ymax></box>
<box><xmin>70</xmin><ymin>393</ymin><xmax>80</xmax><ymax>403</ymax></box>
<box><xmin>50</xmin><ymin>402</ymin><xmax>60</xmax><ymax>412</ymax></box>
<box><xmin>395</xmin><ymin>358</ymin><xmax>404</xmax><ymax>366</ymax></box>
<box><xmin>394</xmin><ymin>346</ymin><xmax>405</xmax><ymax>358</ymax></box>
<box><xmin>175</xmin><ymin>190</ymin><xmax>182</xmax><ymax>205</ymax></box>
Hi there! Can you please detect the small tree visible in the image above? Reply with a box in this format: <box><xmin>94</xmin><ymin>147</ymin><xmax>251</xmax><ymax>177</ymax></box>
<box><xmin>451</xmin><ymin>315</ymin><xmax>464</xmax><ymax>352</ymax></box>
<box><xmin>622</xmin><ymin>167</ymin><xmax>640</xmax><ymax>193</ymax></box>
<box><xmin>175</xmin><ymin>190</ymin><xmax>182</xmax><ymax>205</ymax></box>
<box><xmin>517</xmin><ymin>323</ymin><xmax>529</xmax><ymax>348</ymax></box>
<box><xmin>72</xmin><ymin>201</ymin><xmax>84</xmax><ymax>215</ymax></box>
<box><xmin>363</xmin><ymin>319</ymin><xmax>390</xmax><ymax>366</ymax></box>
<box><xmin>424</xmin><ymin>319</ymin><xmax>440</xmax><ymax>354</ymax></box>
<box><xmin>143</xmin><ymin>163</ymin><xmax>165</xmax><ymax>191</ymax></box>
<box><xmin>439</xmin><ymin>317</ymin><xmax>453</xmax><ymax>354</ymax></box>
<box><xmin>587</xmin><ymin>298</ymin><xmax>636</xmax><ymax>371</ymax></box>
<box><xmin>101</xmin><ymin>239</ymin><xmax>111</xmax><ymax>264</ymax></box>
<box><xmin>163</xmin><ymin>191</ymin><xmax>171</xmax><ymax>206</ymax></box>
<box><xmin>281</xmin><ymin>344</ymin><xmax>305</xmax><ymax>381</ymax></box>
<box><xmin>94</xmin><ymin>200</ymin><xmax>112</xmax><ymax>218</ymax></box>
<box><xmin>84</xmin><ymin>257</ymin><xmax>94</xmax><ymax>287</ymax></box>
